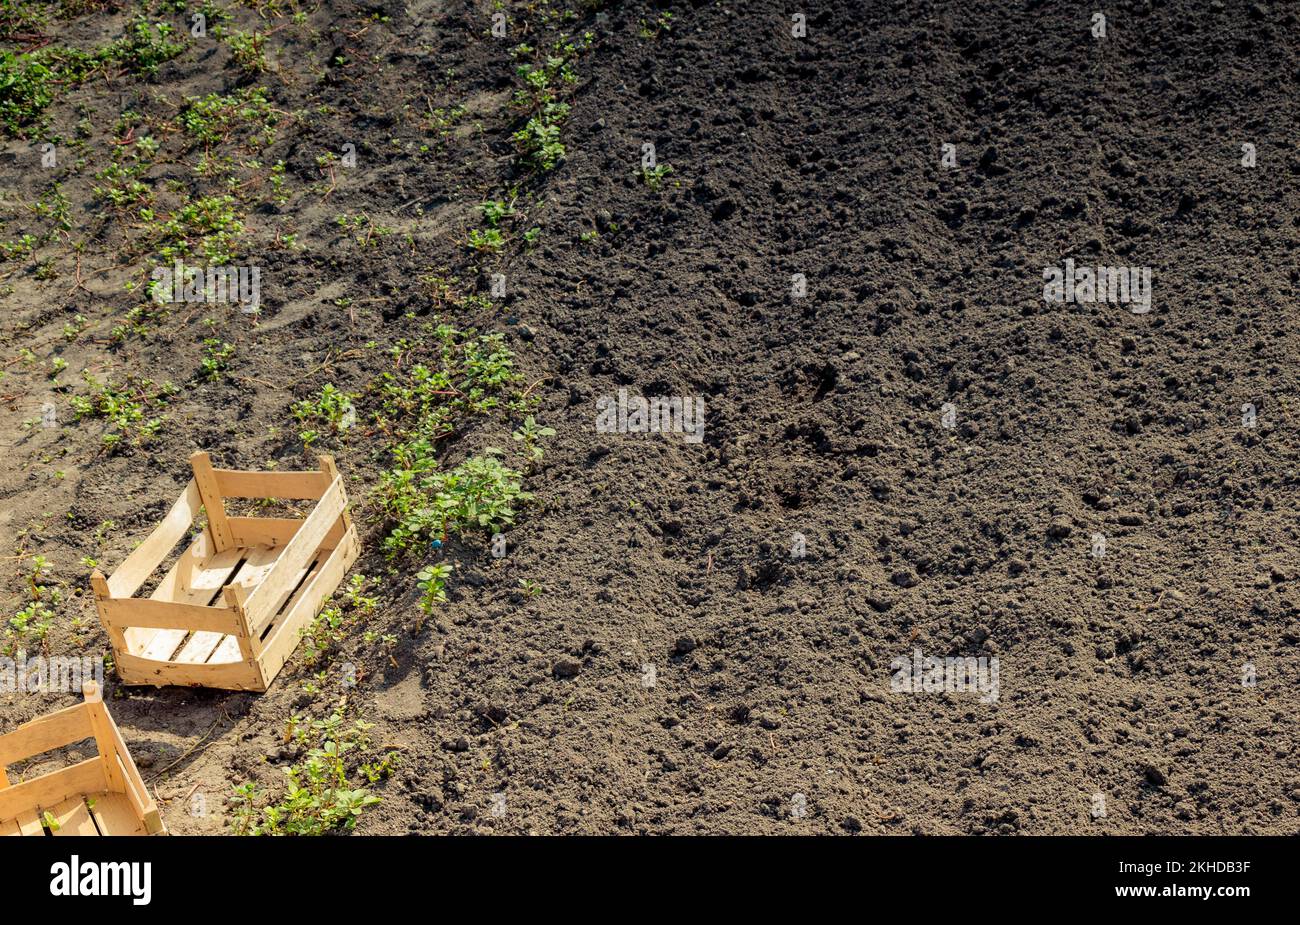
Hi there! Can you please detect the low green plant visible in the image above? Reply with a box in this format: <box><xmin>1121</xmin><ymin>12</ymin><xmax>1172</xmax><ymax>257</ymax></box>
<box><xmin>480</xmin><ymin>199</ymin><xmax>516</xmax><ymax>226</ymax></box>
<box><xmin>201</xmin><ymin>339</ymin><xmax>235</xmax><ymax>381</ymax></box>
<box><xmin>0</xmin><ymin>50</ymin><xmax>57</xmax><ymax>134</ymax></box>
<box><xmin>512</xmin><ymin>415</ymin><xmax>555</xmax><ymax>468</ymax></box>
<box><xmin>381</xmin><ymin>454</ymin><xmax>528</xmax><ymax>558</ymax></box>
<box><xmin>518</xmin><ymin>578</ymin><xmax>542</xmax><ymax>597</ymax></box>
<box><xmin>181</xmin><ymin>88</ymin><xmax>276</xmax><ymax>147</ymax></box>
<box><xmin>69</xmin><ymin>372</ymin><xmax>168</xmax><ymax>449</ymax></box>
<box><xmin>640</xmin><ymin>162</ymin><xmax>673</xmax><ymax>192</ymax></box>
<box><xmin>639</xmin><ymin>12</ymin><xmax>673</xmax><ymax>38</ymax></box>
<box><xmin>358</xmin><ymin>751</ymin><xmax>402</xmax><ymax>784</ymax></box>
<box><xmin>9</xmin><ymin>600</ymin><xmax>54</xmax><ymax>649</ymax></box>
<box><xmin>111</xmin><ymin>17</ymin><xmax>186</xmax><ymax>76</ymax></box>
<box><xmin>0</xmin><ymin>233</ymin><xmax>38</xmax><ymax>261</ymax></box>
<box><xmin>299</xmin><ymin>574</ymin><xmax>375</xmax><ymax>668</ymax></box>
<box><xmin>512</xmin><ymin>102</ymin><xmax>569</xmax><ymax>171</ymax></box>
<box><xmin>467</xmin><ymin>227</ymin><xmax>504</xmax><ymax>252</ymax></box>
<box><xmin>5</xmin><ymin>555</ymin><xmax>61</xmax><ymax>654</ymax></box>
<box><xmin>92</xmin><ymin>148</ymin><xmax>154</xmax><ymax>216</ymax></box>
<box><xmin>370</xmin><ymin>328</ymin><xmax>528</xmax><ymax>556</ymax></box>
<box><xmin>62</xmin><ymin>315</ymin><xmax>88</xmax><ymax>342</ymax></box>
<box><xmin>372</xmin><ymin>329</ymin><xmax>517</xmax><ymax>435</ymax></box>
<box><xmin>226</xmin><ymin>30</ymin><xmax>268</xmax><ymax>73</ymax></box>
<box><xmin>0</xmin><ymin>18</ymin><xmax>182</xmax><ymax>136</ymax></box>
<box><xmin>231</xmin><ymin>701</ymin><xmax>381</xmax><ymax>836</ymax></box>
<box><xmin>416</xmin><ymin>563</ymin><xmax>452</xmax><ymax>615</ymax></box>
<box><xmin>0</xmin><ymin>0</ymin><xmax>48</xmax><ymax>40</ymax></box>
<box><xmin>156</xmin><ymin>194</ymin><xmax>244</xmax><ymax>264</ymax></box>
<box><xmin>334</xmin><ymin>212</ymin><xmax>391</xmax><ymax>247</ymax></box>
<box><xmin>196</xmin><ymin>0</ymin><xmax>232</xmax><ymax>35</ymax></box>
<box><xmin>292</xmin><ymin>384</ymin><xmax>357</xmax><ymax>447</ymax></box>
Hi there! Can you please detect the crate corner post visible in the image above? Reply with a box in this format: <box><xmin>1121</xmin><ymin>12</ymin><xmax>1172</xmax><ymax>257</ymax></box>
<box><xmin>190</xmin><ymin>450</ymin><xmax>234</xmax><ymax>552</ymax></box>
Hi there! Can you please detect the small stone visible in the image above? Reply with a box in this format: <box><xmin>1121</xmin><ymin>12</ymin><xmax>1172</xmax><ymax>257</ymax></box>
<box><xmin>1047</xmin><ymin>518</ymin><xmax>1073</xmax><ymax>539</ymax></box>
<box><xmin>552</xmin><ymin>659</ymin><xmax>581</xmax><ymax>679</ymax></box>
<box><xmin>890</xmin><ymin>570</ymin><xmax>918</xmax><ymax>588</ymax></box>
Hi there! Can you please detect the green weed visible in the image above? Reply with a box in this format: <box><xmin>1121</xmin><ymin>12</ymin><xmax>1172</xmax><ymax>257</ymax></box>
<box><xmin>640</xmin><ymin>163</ymin><xmax>674</xmax><ymax>192</ymax></box>
<box><xmin>380</xmin><ymin>454</ymin><xmax>528</xmax><ymax>558</ymax></box>
<box><xmin>200</xmin><ymin>338</ymin><xmax>235</xmax><ymax>381</ymax></box>
<box><xmin>181</xmin><ymin>88</ymin><xmax>277</xmax><ymax>147</ymax></box>
<box><xmin>68</xmin><ymin>372</ymin><xmax>170</xmax><ymax>450</ymax></box>
<box><xmin>512</xmin><ymin>414</ymin><xmax>555</xmax><ymax>471</ymax></box>
<box><xmin>416</xmin><ymin>563</ymin><xmax>452</xmax><ymax>616</ymax></box>
<box><xmin>231</xmin><ymin>701</ymin><xmax>381</xmax><ymax>836</ymax></box>
<box><xmin>292</xmin><ymin>384</ymin><xmax>358</xmax><ymax>447</ymax></box>
<box><xmin>512</xmin><ymin>102</ymin><xmax>569</xmax><ymax>171</ymax></box>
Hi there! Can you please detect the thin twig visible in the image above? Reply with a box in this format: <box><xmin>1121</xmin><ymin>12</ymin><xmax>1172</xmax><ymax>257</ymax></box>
<box><xmin>149</xmin><ymin>711</ymin><xmax>228</xmax><ymax>780</ymax></box>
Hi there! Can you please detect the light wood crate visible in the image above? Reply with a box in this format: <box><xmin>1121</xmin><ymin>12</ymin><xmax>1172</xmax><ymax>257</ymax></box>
<box><xmin>0</xmin><ymin>682</ymin><xmax>164</xmax><ymax>836</ymax></box>
<box><xmin>91</xmin><ymin>452</ymin><xmax>360</xmax><ymax>692</ymax></box>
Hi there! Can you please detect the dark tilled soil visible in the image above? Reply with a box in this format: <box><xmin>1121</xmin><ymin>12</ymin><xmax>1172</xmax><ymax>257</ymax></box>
<box><xmin>2</xmin><ymin>0</ymin><xmax>1299</xmax><ymax>835</ymax></box>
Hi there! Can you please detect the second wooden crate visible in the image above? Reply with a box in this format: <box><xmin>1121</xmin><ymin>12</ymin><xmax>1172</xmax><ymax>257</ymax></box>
<box><xmin>91</xmin><ymin>452</ymin><xmax>360</xmax><ymax>691</ymax></box>
<box><xmin>0</xmin><ymin>682</ymin><xmax>164</xmax><ymax>836</ymax></box>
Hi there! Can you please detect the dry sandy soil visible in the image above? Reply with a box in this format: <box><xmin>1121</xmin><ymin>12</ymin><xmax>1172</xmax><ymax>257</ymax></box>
<box><xmin>1</xmin><ymin>0</ymin><xmax>1299</xmax><ymax>835</ymax></box>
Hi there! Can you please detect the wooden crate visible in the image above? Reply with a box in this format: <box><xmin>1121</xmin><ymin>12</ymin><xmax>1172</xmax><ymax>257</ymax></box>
<box><xmin>91</xmin><ymin>452</ymin><xmax>360</xmax><ymax>692</ymax></box>
<box><xmin>0</xmin><ymin>682</ymin><xmax>164</xmax><ymax>836</ymax></box>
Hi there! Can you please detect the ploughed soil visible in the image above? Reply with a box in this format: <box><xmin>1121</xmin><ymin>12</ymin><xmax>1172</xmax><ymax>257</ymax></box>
<box><xmin>1</xmin><ymin>0</ymin><xmax>1299</xmax><ymax>835</ymax></box>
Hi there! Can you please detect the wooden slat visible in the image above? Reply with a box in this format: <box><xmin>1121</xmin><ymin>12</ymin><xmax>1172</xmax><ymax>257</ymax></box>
<box><xmin>113</xmin><ymin>651</ymin><xmax>263</xmax><ymax>691</ymax></box>
<box><xmin>229</xmin><ymin>517</ymin><xmax>300</xmax><ymax>548</ymax></box>
<box><xmin>174</xmin><ymin>631</ymin><xmax>225</xmax><ymax>665</ymax></box>
<box><xmin>207</xmin><ymin>634</ymin><xmax>242</xmax><ymax>665</ymax></box>
<box><xmin>258</xmin><ymin>525</ymin><xmax>361</xmax><ymax>685</ymax></box>
<box><xmin>47</xmin><ymin>796</ymin><xmax>98</xmax><ymax>835</ymax></box>
<box><xmin>91</xmin><ymin>570</ymin><xmax>130</xmax><ymax>659</ymax></box>
<box><xmin>319</xmin><ymin>456</ymin><xmax>355</xmax><ymax>536</ymax></box>
<box><xmin>152</xmin><ymin>531</ymin><xmax>240</xmax><ymax>604</ymax></box>
<box><xmin>99</xmin><ymin>598</ymin><xmax>245</xmax><ymax>637</ymax></box>
<box><xmin>13</xmin><ymin>809</ymin><xmax>43</xmax><ymax>835</ymax></box>
<box><xmin>106</xmin><ymin>481</ymin><xmax>201</xmax><ymax>599</ymax></box>
<box><xmin>228</xmin><ymin>516</ymin><xmax>346</xmax><ymax>551</ymax></box>
<box><xmin>254</xmin><ymin>549</ymin><xmax>321</xmax><ymax>641</ymax></box>
<box><xmin>0</xmin><ymin>759</ymin><xmax>107</xmax><ymax>822</ymax></box>
<box><xmin>112</xmin><ymin>751</ymin><xmax>161</xmax><ymax>834</ymax></box>
<box><xmin>213</xmin><ymin>468</ymin><xmax>333</xmax><ymax>500</ymax></box>
<box><xmin>0</xmin><ymin>817</ymin><xmax>19</xmax><ymax>836</ymax></box>
<box><xmin>122</xmin><ymin>532</ymin><xmax>200</xmax><ymax>655</ymax></box>
<box><xmin>228</xmin><ymin>546</ymin><xmax>283</xmax><ymax>592</ymax></box>
<box><xmin>0</xmin><ymin>703</ymin><xmax>93</xmax><ymax>766</ymax></box>
<box><xmin>88</xmin><ymin>791</ymin><xmax>146</xmax><ymax>836</ymax></box>
<box><xmin>171</xmin><ymin>547</ymin><xmax>271</xmax><ymax>664</ymax></box>
<box><xmin>135</xmin><ymin>543</ymin><xmax>243</xmax><ymax>660</ymax></box>
<box><xmin>81</xmin><ymin>683</ymin><xmax>125</xmax><ymax>797</ymax></box>
<box><xmin>190</xmin><ymin>452</ymin><xmax>234</xmax><ymax>551</ymax></box>
<box><xmin>243</xmin><ymin>477</ymin><xmax>346</xmax><ymax>634</ymax></box>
